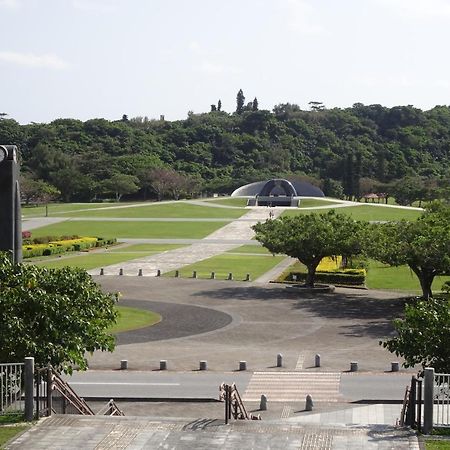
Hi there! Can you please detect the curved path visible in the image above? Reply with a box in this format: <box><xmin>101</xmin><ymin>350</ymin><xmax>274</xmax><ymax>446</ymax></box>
<box><xmin>116</xmin><ymin>299</ymin><xmax>233</xmax><ymax>345</ymax></box>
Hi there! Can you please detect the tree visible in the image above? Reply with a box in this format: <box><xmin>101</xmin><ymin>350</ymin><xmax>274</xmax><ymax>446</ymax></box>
<box><xmin>366</xmin><ymin>202</ymin><xmax>450</xmax><ymax>299</ymax></box>
<box><xmin>253</xmin><ymin>211</ymin><xmax>365</xmax><ymax>287</ymax></box>
<box><xmin>217</xmin><ymin>99</ymin><xmax>222</xmax><ymax>111</ymax></box>
<box><xmin>20</xmin><ymin>174</ymin><xmax>60</xmax><ymax>205</ymax></box>
<box><xmin>236</xmin><ymin>89</ymin><xmax>245</xmax><ymax>114</ymax></box>
<box><xmin>252</xmin><ymin>97</ymin><xmax>259</xmax><ymax>111</ymax></box>
<box><xmin>101</xmin><ymin>173</ymin><xmax>139</xmax><ymax>201</ymax></box>
<box><xmin>381</xmin><ymin>297</ymin><xmax>450</xmax><ymax>373</ymax></box>
<box><xmin>0</xmin><ymin>253</ymin><xmax>117</xmax><ymax>373</ymax></box>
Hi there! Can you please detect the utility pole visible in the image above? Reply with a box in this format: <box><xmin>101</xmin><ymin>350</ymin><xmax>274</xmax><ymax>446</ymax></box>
<box><xmin>0</xmin><ymin>145</ymin><xmax>22</xmax><ymax>262</ymax></box>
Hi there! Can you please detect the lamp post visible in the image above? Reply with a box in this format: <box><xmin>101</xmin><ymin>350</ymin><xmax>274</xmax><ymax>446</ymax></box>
<box><xmin>0</xmin><ymin>145</ymin><xmax>22</xmax><ymax>262</ymax></box>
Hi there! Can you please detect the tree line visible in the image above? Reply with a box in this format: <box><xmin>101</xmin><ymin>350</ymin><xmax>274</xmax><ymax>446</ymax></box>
<box><xmin>1</xmin><ymin>94</ymin><xmax>449</xmax><ymax>203</ymax></box>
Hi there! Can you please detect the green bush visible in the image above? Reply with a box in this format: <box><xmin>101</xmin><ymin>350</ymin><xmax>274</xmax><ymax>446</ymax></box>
<box><xmin>288</xmin><ymin>271</ymin><xmax>366</xmax><ymax>286</ymax></box>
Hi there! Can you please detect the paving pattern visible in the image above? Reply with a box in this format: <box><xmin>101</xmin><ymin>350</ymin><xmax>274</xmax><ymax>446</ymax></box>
<box><xmin>87</xmin><ymin>207</ymin><xmax>284</xmax><ymax>276</ymax></box>
<box><xmin>243</xmin><ymin>371</ymin><xmax>342</xmax><ymax>402</ymax></box>
<box><xmin>7</xmin><ymin>415</ymin><xmax>420</xmax><ymax>449</ymax></box>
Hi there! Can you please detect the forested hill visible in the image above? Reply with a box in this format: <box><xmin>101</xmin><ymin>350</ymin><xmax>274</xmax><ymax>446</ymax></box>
<box><xmin>1</xmin><ymin>102</ymin><xmax>449</xmax><ymax>203</ymax></box>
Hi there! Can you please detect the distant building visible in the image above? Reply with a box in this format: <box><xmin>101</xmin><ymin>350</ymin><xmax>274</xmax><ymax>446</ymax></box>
<box><xmin>231</xmin><ymin>178</ymin><xmax>324</xmax><ymax>207</ymax></box>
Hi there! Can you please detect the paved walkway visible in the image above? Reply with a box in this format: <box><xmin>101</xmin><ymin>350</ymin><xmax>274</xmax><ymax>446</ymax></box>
<box><xmin>87</xmin><ymin>208</ymin><xmax>284</xmax><ymax>276</ymax></box>
<box><xmin>7</xmin><ymin>414</ymin><xmax>419</xmax><ymax>449</ymax></box>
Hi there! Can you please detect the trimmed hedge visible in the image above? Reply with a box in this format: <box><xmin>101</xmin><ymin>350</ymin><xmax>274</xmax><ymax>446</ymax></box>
<box><xmin>288</xmin><ymin>270</ymin><xmax>366</xmax><ymax>286</ymax></box>
<box><xmin>22</xmin><ymin>237</ymin><xmax>117</xmax><ymax>259</ymax></box>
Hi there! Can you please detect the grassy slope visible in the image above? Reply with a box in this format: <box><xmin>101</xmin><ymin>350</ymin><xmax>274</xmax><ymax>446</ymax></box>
<box><xmin>30</xmin><ymin>220</ymin><xmax>227</xmax><ymax>239</ymax></box>
<box><xmin>203</xmin><ymin>198</ymin><xmax>247</xmax><ymax>207</ymax></box>
<box><xmin>108</xmin><ymin>243</ymin><xmax>186</xmax><ymax>253</ymax></box>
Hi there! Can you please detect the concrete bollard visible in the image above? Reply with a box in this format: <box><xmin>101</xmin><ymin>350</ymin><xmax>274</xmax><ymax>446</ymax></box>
<box><xmin>120</xmin><ymin>360</ymin><xmax>128</xmax><ymax>370</ymax></box>
<box><xmin>260</xmin><ymin>394</ymin><xmax>268</xmax><ymax>411</ymax></box>
<box><xmin>228</xmin><ymin>272</ymin><xmax>233</xmax><ymax>281</ymax></box>
<box><xmin>391</xmin><ymin>361</ymin><xmax>399</xmax><ymax>372</ymax></box>
<box><xmin>156</xmin><ymin>269</ymin><xmax>161</xmax><ymax>277</ymax></box>
<box><xmin>315</xmin><ymin>354</ymin><xmax>321</xmax><ymax>368</ymax></box>
<box><xmin>211</xmin><ymin>271</ymin><xmax>216</xmax><ymax>279</ymax></box>
<box><xmin>245</xmin><ymin>273</ymin><xmax>251</xmax><ymax>281</ymax></box>
<box><xmin>277</xmin><ymin>353</ymin><xmax>283</xmax><ymax>367</ymax></box>
<box><xmin>350</xmin><ymin>361</ymin><xmax>358</xmax><ymax>372</ymax></box>
<box><xmin>199</xmin><ymin>360</ymin><xmax>207</xmax><ymax>371</ymax></box>
<box><xmin>175</xmin><ymin>270</ymin><xmax>179</xmax><ymax>278</ymax></box>
<box><xmin>100</xmin><ymin>268</ymin><xmax>104</xmax><ymax>275</ymax></box>
<box><xmin>160</xmin><ymin>360</ymin><xmax>168</xmax><ymax>370</ymax></box>
<box><xmin>138</xmin><ymin>269</ymin><xmax>143</xmax><ymax>276</ymax></box>
<box><xmin>192</xmin><ymin>271</ymin><xmax>197</xmax><ymax>279</ymax></box>
<box><xmin>239</xmin><ymin>361</ymin><xmax>247</xmax><ymax>371</ymax></box>
<box><xmin>119</xmin><ymin>268</ymin><xmax>123</xmax><ymax>276</ymax></box>
<box><xmin>305</xmin><ymin>394</ymin><xmax>314</xmax><ymax>411</ymax></box>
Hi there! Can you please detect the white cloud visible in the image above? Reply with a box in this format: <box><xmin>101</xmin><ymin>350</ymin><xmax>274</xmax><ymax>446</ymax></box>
<box><xmin>0</xmin><ymin>51</ymin><xmax>70</xmax><ymax>69</ymax></box>
<box><xmin>285</xmin><ymin>0</ymin><xmax>325</xmax><ymax>35</ymax></box>
<box><xmin>196</xmin><ymin>61</ymin><xmax>241</xmax><ymax>75</ymax></box>
<box><xmin>374</xmin><ymin>0</ymin><xmax>450</xmax><ymax>19</ymax></box>
<box><xmin>0</xmin><ymin>0</ymin><xmax>20</xmax><ymax>9</ymax></box>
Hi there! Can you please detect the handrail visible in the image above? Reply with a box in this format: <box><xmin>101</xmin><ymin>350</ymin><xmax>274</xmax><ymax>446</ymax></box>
<box><xmin>52</xmin><ymin>372</ymin><xmax>94</xmax><ymax>416</ymax></box>
<box><xmin>97</xmin><ymin>399</ymin><xmax>125</xmax><ymax>416</ymax></box>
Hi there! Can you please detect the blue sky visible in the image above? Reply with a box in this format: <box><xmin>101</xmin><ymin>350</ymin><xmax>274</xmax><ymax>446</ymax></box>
<box><xmin>1</xmin><ymin>0</ymin><xmax>450</xmax><ymax>124</ymax></box>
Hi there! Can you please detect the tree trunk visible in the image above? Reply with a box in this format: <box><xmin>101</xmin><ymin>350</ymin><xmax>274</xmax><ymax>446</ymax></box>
<box><xmin>411</xmin><ymin>266</ymin><xmax>434</xmax><ymax>300</ymax></box>
<box><xmin>305</xmin><ymin>264</ymin><xmax>317</xmax><ymax>287</ymax></box>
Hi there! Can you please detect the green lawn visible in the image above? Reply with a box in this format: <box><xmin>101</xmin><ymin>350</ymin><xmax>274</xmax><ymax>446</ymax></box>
<box><xmin>109</xmin><ymin>305</ymin><xmax>161</xmax><ymax>334</ymax></box>
<box><xmin>282</xmin><ymin>204</ymin><xmax>422</xmax><ymax>221</ymax></box>
<box><xmin>30</xmin><ymin>220</ymin><xmax>227</xmax><ymax>239</ymax></box>
<box><xmin>32</xmin><ymin>252</ymin><xmax>148</xmax><ymax>270</ymax></box>
<box><xmin>22</xmin><ymin>202</ymin><xmax>126</xmax><ymax>217</ymax></box>
<box><xmin>203</xmin><ymin>197</ymin><xmax>248</xmax><ymax>207</ymax></box>
<box><xmin>226</xmin><ymin>244</ymin><xmax>274</xmax><ymax>255</ymax></box>
<box><xmin>109</xmin><ymin>243</ymin><xmax>186</xmax><ymax>253</ymax></box>
<box><xmin>164</xmin><ymin>253</ymin><xmax>285</xmax><ymax>280</ymax></box>
<box><xmin>298</xmin><ymin>198</ymin><xmax>341</xmax><ymax>208</ymax></box>
<box><xmin>0</xmin><ymin>425</ymin><xmax>29</xmax><ymax>448</ymax></box>
<box><xmin>57</xmin><ymin>202</ymin><xmax>246</xmax><ymax>219</ymax></box>
<box><xmin>366</xmin><ymin>260</ymin><xmax>450</xmax><ymax>293</ymax></box>
<box><xmin>426</xmin><ymin>441</ymin><xmax>450</xmax><ymax>450</ymax></box>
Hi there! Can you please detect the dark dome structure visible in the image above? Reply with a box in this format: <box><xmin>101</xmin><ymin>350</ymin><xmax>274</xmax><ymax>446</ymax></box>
<box><xmin>231</xmin><ymin>178</ymin><xmax>324</xmax><ymax>207</ymax></box>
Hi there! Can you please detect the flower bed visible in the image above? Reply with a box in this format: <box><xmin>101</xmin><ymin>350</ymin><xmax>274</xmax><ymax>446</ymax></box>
<box><xmin>22</xmin><ymin>236</ymin><xmax>117</xmax><ymax>259</ymax></box>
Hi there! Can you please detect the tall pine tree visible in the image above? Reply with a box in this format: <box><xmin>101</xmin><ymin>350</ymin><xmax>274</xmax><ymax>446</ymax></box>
<box><xmin>236</xmin><ymin>89</ymin><xmax>245</xmax><ymax>114</ymax></box>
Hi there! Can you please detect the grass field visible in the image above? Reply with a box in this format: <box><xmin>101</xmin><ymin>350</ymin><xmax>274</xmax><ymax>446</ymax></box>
<box><xmin>164</xmin><ymin>253</ymin><xmax>285</xmax><ymax>280</ymax></box>
<box><xmin>22</xmin><ymin>202</ymin><xmax>126</xmax><ymax>217</ymax></box>
<box><xmin>226</xmin><ymin>244</ymin><xmax>274</xmax><ymax>255</ymax></box>
<box><xmin>426</xmin><ymin>441</ymin><xmax>450</xmax><ymax>450</ymax></box>
<box><xmin>108</xmin><ymin>243</ymin><xmax>186</xmax><ymax>253</ymax></box>
<box><xmin>109</xmin><ymin>305</ymin><xmax>161</xmax><ymax>334</ymax></box>
<box><xmin>298</xmin><ymin>198</ymin><xmax>341</xmax><ymax>208</ymax></box>
<box><xmin>204</xmin><ymin>198</ymin><xmax>247</xmax><ymax>207</ymax></box>
<box><xmin>366</xmin><ymin>260</ymin><xmax>450</xmax><ymax>292</ymax></box>
<box><xmin>57</xmin><ymin>202</ymin><xmax>246</xmax><ymax>219</ymax></box>
<box><xmin>32</xmin><ymin>252</ymin><xmax>150</xmax><ymax>270</ymax></box>
<box><xmin>282</xmin><ymin>204</ymin><xmax>422</xmax><ymax>221</ymax></box>
<box><xmin>29</xmin><ymin>220</ymin><xmax>227</xmax><ymax>239</ymax></box>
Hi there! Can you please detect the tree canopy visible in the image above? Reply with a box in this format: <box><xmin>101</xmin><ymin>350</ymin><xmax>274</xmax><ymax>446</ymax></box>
<box><xmin>381</xmin><ymin>296</ymin><xmax>450</xmax><ymax>373</ymax></box>
<box><xmin>366</xmin><ymin>202</ymin><xmax>450</xmax><ymax>299</ymax></box>
<box><xmin>0</xmin><ymin>253</ymin><xmax>118</xmax><ymax>373</ymax></box>
<box><xmin>253</xmin><ymin>211</ymin><xmax>365</xmax><ymax>287</ymax></box>
<box><xmin>0</xmin><ymin>101</ymin><xmax>448</xmax><ymax>202</ymax></box>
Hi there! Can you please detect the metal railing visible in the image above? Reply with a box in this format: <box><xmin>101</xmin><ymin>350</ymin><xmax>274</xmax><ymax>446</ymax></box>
<box><xmin>97</xmin><ymin>399</ymin><xmax>125</xmax><ymax>416</ymax></box>
<box><xmin>219</xmin><ymin>383</ymin><xmax>261</xmax><ymax>423</ymax></box>
<box><xmin>434</xmin><ymin>372</ymin><xmax>450</xmax><ymax>427</ymax></box>
<box><xmin>0</xmin><ymin>362</ymin><xmax>24</xmax><ymax>415</ymax></box>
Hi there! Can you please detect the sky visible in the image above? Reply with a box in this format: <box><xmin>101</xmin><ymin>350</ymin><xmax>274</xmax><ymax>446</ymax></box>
<box><xmin>1</xmin><ymin>0</ymin><xmax>450</xmax><ymax>124</ymax></box>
